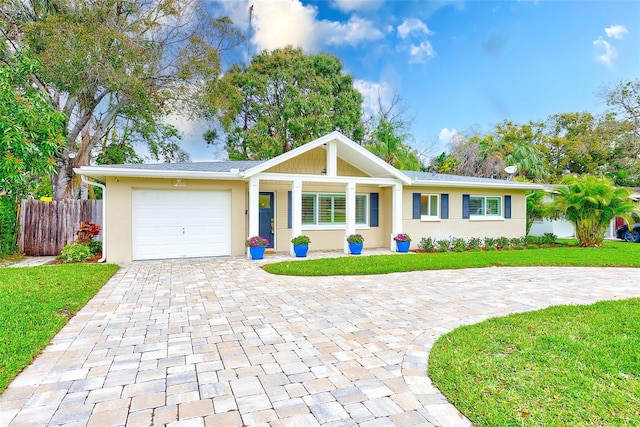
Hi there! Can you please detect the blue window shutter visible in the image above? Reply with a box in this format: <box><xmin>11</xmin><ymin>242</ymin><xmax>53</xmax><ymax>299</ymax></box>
<box><xmin>413</xmin><ymin>193</ymin><xmax>421</xmax><ymax>219</ymax></box>
<box><xmin>370</xmin><ymin>193</ymin><xmax>379</xmax><ymax>227</ymax></box>
<box><xmin>287</xmin><ymin>191</ymin><xmax>292</xmax><ymax>228</ymax></box>
<box><xmin>462</xmin><ymin>194</ymin><xmax>470</xmax><ymax>219</ymax></box>
<box><xmin>504</xmin><ymin>195</ymin><xmax>512</xmax><ymax>219</ymax></box>
<box><xmin>441</xmin><ymin>194</ymin><xmax>449</xmax><ymax>219</ymax></box>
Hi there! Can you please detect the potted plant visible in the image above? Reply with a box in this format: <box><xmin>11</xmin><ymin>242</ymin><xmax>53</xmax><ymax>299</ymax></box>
<box><xmin>346</xmin><ymin>233</ymin><xmax>364</xmax><ymax>255</ymax></box>
<box><xmin>291</xmin><ymin>235</ymin><xmax>311</xmax><ymax>257</ymax></box>
<box><xmin>393</xmin><ymin>233</ymin><xmax>412</xmax><ymax>253</ymax></box>
<box><xmin>246</xmin><ymin>235</ymin><xmax>269</xmax><ymax>260</ymax></box>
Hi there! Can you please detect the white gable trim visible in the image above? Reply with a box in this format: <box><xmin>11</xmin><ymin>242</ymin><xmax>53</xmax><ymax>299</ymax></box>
<box><xmin>243</xmin><ymin>131</ymin><xmax>412</xmax><ymax>184</ymax></box>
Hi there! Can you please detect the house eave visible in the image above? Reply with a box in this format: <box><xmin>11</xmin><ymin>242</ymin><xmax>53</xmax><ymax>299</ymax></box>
<box><xmin>73</xmin><ymin>167</ymin><xmax>244</xmax><ymax>182</ymax></box>
<box><xmin>409</xmin><ymin>179</ymin><xmax>545</xmax><ymax>190</ymax></box>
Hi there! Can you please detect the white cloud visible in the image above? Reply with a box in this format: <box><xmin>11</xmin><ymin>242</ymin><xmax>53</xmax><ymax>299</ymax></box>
<box><xmin>397</xmin><ymin>18</ymin><xmax>432</xmax><ymax>40</ymax></box>
<box><xmin>250</xmin><ymin>0</ymin><xmax>321</xmax><ymax>51</ymax></box>
<box><xmin>396</xmin><ymin>18</ymin><xmax>435</xmax><ymax>63</ymax></box>
<box><xmin>354</xmin><ymin>79</ymin><xmax>394</xmax><ymax>117</ymax></box>
<box><xmin>409</xmin><ymin>41</ymin><xmax>435</xmax><ymax>63</ymax></box>
<box><xmin>593</xmin><ymin>36</ymin><xmax>617</xmax><ymax>67</ymax></box>
<box><xmin>320</xmin><ymin>15</ymin><xmax>385</xmax><ymax>47</ymax></box>
<box><xmin>331</xmin><ymin>0</ymin><xmax>384</xmax><ymax>12</ymax></box>
<box><xmin>605</xmin><ymin>24</ymin><xmax>629</xmax><ymax>39</ymax></box>
<box><xmin>215</xmin><ymin>0</ymin><xmax>384</xmax><ymax>53</ymax></box>
<box><xmin>438</xmin><ymin>128</ymin><xmax>462</xmax><ymax>146</ymax></box>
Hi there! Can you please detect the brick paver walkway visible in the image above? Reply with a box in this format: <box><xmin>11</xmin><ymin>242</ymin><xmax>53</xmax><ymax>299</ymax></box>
<box><xmin>1</xmin><ymin>253</ymin><xmax>638</xmax><ymax>426</ymax></box>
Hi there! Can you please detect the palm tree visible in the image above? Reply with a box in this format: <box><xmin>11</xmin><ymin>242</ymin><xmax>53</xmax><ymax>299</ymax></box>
<box><xmin>549</xmin><ymin>175</ymin><xmax>639</xmax><ymax>247</ymax></box>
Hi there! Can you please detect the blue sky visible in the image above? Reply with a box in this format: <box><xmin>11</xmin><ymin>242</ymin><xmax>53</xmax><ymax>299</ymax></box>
<box><xmin>179</xmin><ymin>0</ymin><xmax>640</xmax><ymax>161</ymax></box>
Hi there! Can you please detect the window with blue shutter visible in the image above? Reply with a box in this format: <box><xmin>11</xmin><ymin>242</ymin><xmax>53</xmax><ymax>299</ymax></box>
<box><xmin>412</xmin><ymin>193</ymin><xmax>421</xmax><ymax>219</ymax></box>
<box><xmin>462</xmin><ymin>194</ymin><xmax>470</xmax><ymax>219</ymax></box>
<box><xmin>370</xmin><ymin>193</ymin><xmax>379</xmax><ymax>227</ymax></box>
<box><xmin>504</xmin><ymin>195</ymin><xmax>512</xmax><ymax>219</ymax></box>
<box><xmin>440</xmin><ymin>194</ymin><xmax>449</xmax><ymax>219</ymax></box>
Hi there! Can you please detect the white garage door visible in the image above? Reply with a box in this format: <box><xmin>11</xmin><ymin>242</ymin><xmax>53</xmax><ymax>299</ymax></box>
<box><xmin>132</xmin><ymin>189</ymin><xmax>231</xmax><ymax>260</ymax></box>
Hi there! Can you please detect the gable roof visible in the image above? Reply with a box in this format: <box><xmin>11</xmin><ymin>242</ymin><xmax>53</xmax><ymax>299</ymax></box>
<box><xmin>243</xmin><ymin>131</ymin><xmax>412</xmax><ymax>184</ymax></box>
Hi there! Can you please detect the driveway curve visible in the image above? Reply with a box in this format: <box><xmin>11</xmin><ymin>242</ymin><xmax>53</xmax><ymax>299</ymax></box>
<box><xmin>1</xmin><ymin>256</ymin><xmax>639</xmax><ymax>427</ymax></box>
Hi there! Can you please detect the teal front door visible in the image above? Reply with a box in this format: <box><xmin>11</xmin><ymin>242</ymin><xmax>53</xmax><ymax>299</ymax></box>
<box><xmin>259</xmin><ymin>192</ymin><xmax>275</xmax><ymax>248</ymax></box>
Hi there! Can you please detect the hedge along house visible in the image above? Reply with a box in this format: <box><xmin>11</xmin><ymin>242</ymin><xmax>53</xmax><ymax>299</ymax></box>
<box><xmin>75</xmin><ymin>131</ymin><xmax>543</xmax><ymax>263</ymax></box>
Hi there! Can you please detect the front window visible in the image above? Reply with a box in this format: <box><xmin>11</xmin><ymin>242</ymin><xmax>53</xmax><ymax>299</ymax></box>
<box><xmin>470</xmin><ymin>196</ymin><xmax>502</xmax><ymax>217</ymax></box>
<box><xmin>421</xmin><ymin>194</ymin><xmax>439</xmax><ymax>219</ymax></box>
<box><xmin>302</xmin><ymin>193</ymin><xmax>367</xmax><ymax>225</ymax></box>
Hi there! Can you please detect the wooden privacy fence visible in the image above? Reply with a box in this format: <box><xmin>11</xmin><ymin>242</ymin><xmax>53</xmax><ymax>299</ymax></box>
<box><xmin>18</xmin><ymin>200</ymin><xmax>103</xmax><ymax>256</ymax></box>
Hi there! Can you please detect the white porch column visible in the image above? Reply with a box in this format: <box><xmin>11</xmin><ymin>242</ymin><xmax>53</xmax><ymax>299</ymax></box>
<box><xmin>390</xmin><ymin>183</ymin><xmax>403</xmax><ymax>250</ymax></box>
<box><xmin>290</xmin><ymin>179</ymin><xmax>303</xmax><ymax>256</ymax></box>
<box><xmin>344</xmin><ymin>181</ymin><xmax>356</xmax><ymax>253</ymax></box>
<box><xmin>326</xmin><ymin>140</ymin><xmax>337</xmax><ymax>177</ymax></box>
<box><xmin>248</xmin><ymin>177</ymin><xmax>260</xmax><ymax>258</ymax></box>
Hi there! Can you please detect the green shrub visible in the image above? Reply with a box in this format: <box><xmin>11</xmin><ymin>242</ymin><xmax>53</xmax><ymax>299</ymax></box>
<box><xmin>0</xmin><ymin>197</ymin><xmax>17</xmax><ymax>256</ymax></box>
<box><xmin>451</xmin><ymin>238</ymin><xmax>467</xmax><ymax>252</ymax></box>
<box><xmin>467</xmin><ymin>237</ymin><xmax>483</xmax><ymax>250</ymax></box>
<box><xmin>436</xmin><ymin>239</ymin><xmax>451</xmax><ymax>252</ymax></box>
<box><xmin>484</xmin><ymin>237</ymin><xmax>497</xmax><ymax>249</ymax></box>
<box><xmin>496</xmin><ymin>237</ymin><xmax>510</xmax><ymax>249</ymax></box>
<box><xmin>485</xmin><ymin>246</ymin><xmax>497</xmax><ymax>252</ymax></box>
<box><xmin>418</xmin><ymin>237</ymin><xmax>436</xmax><ymax>251</ymax></box>
<box><xmin>526</xmin><ymin>233</ymin><xmax>558</xmax><ymax>245</ymax></box>
<box><xmin>59</xmin><ymin>243</ymin><xmax>92</xmax><ymax>263</ymax></box>
<box><xmin>86</xmin><ymin>240</ymin><xmax>102</xmax><ymax>256</ymax></box>
<box><xmin>510</xmin><ymin>237</ymin><xmax>526</xmax><ymax>247</ymax></box>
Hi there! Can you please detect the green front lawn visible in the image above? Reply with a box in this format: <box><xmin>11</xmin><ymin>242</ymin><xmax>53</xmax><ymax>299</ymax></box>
<box><xmin>0</xmin><ymin>264</ymin><xmax>119</xmax><ymax>393</ymax></box>
<box><xmin>429</xmin><ymin>298</ymin><xmax>640</xmax><ymax>426</ymax></box>
<box><xmin>263</xmin><ymin>240</ymin><xmax>640</xmax><ymax>276</ymax></box>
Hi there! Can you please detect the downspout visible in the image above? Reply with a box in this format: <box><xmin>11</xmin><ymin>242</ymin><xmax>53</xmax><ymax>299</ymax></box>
<box><xmin>80</xmin><ymin>176</ymin><xmax>107</xmax><ymax>263</ymax></box>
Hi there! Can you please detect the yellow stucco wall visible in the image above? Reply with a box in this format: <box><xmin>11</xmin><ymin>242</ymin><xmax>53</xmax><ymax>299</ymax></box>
<box><xmin>400</xmin><ymin>186</ymin><xmax>527</xmax><ymax>250</ymax></box>
<box><xmin>104</xmin><ymin>177</ymin><xmax>247</xmax><ymax>263</ymax></box>
<box><xmin>102</xmin><ymin>173</ymin><xmax>529</xmax><ymax>261</ymax></box>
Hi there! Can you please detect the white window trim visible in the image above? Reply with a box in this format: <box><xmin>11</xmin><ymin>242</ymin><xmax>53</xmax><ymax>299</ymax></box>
<box><xmin>469</xmin><ymin>216</ymin><xmax>504</xmax><ymax>221</ymax></box>
<box><xmin>469</xmin><ymin>195</ymin><xmax>503</xmax><ymax>220</ymax></box>
<box><xmin>420</xmin><ymin>193</ymin><xmax>440</xmax><ymax>221</ymax></box>
<box><xmin>302</xmin><ymin>192</ymin><xmax>369</xmax><ymax>227</ymax></box>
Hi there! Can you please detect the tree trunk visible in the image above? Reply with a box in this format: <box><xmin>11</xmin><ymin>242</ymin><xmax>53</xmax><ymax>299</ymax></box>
<box><xmin>53</xmin><ymin>105</ymin><xmax>115</xmax><ymax>200</ymax></box>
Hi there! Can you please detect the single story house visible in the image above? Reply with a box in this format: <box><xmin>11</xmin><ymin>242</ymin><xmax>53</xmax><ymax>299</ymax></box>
<box><xmin>75</xmin><ymin>131</ymin><xmax>544</xmax><ymax>263</ymax></box>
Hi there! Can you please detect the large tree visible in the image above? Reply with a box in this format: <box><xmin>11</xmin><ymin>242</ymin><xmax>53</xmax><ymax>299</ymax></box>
<box><xmin>603</xmin><ymin>79</ymin><xmax>640</xmax><ymax>137</ymax></box>
<box><xmin>209</xmin><ymin>46</ymin><xmax>365</xmax><ymax>160</ymax></box>
<box><xmin>362</xmin><ymin>91</ymin><xmax>423</xmax><ymax>171</ymax></box>
<box><xmin>601</xmin><ymin>80</ymin><xmax>640</xmax><ymax>186</ymax></box>
<box><xmin>0</xmin><ymin>0</ymin><xmax>242</xmax><ymax>199</ymax></box>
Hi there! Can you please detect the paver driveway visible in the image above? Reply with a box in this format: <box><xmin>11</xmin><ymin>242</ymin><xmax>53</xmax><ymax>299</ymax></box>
<box><xmin>1</xmin><ymin>254</ymin><xmax>639</xmax><ymax>427</ymax></box>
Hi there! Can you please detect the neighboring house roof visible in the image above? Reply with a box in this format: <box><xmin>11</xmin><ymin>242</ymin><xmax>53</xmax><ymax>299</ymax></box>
<box><xmin>75</xmin><ymin>131</ymin><xmax>543</xmax><ymax>190</ymax></box>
